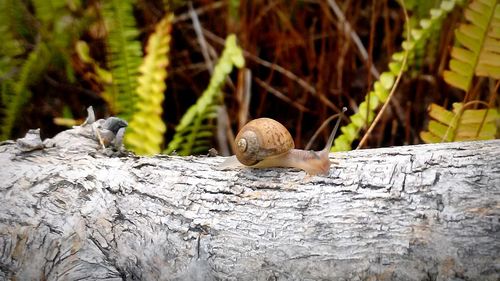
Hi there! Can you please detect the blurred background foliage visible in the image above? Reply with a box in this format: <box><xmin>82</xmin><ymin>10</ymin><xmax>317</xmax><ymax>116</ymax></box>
<box><xmin>0</xmin><ymin>0</ymin><xmax>498</xmax><ymax>156</ymax></box>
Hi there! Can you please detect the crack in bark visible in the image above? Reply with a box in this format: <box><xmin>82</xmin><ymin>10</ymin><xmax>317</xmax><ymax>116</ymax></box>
<box><xmin>88</xmin><ymin>235</ymin><xmax>126</xmax><ymax>280</ymax></box>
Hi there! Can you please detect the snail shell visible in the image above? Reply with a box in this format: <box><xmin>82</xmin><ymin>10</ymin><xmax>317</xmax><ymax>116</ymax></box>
<box><xmin>234</xmin><ymin>118</ymin><xmax>294</xmax><ymax>166</ymax></box>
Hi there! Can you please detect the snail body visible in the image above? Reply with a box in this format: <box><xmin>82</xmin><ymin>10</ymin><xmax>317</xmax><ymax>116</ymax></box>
<box><xmin>219</xmin><ymin>108</ymin><xmax>346</xmax><ymax>176</ymax></box>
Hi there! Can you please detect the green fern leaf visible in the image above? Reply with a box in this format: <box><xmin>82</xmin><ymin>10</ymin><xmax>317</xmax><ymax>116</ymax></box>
<box><xmin>125</xmin><ymin>14</ymin><xmax>174</xmax><ymax>155</ymax></box>
<box><xmin>422</xmin><ymin>1</ymin><xmax>499</xmax><ymax>144</ymax></box>
<box><xmin>427</xmin><ymin>103</ymin><xmax>456</xmax><ymax>126</ymax></box>
<box><xmin>332</xmin><ymin>0</ymin><xmax>464</xmax><ymax>151</ymax></box>
<box><xmin>165</xmin><ymin>34</ymin><xmax>244</xmax><ymax>155</ymax></box>
<box><xmin>102</xmin><ymin>0</ymin><xmax>143</xmax><ymax>120</ymax></box>
<box><xmin>0</xmin><ymin>0</ymin><xmax>89</xmax><ymax>140</ymax></box>
<box><xmin>0</xmin><ymin>0</ymin><xmax>24</xmax><ymax>78</ymax></box>
<box><xmin>443</xmin><ymin>0</ymin><xmax>500</xmax><ymax>90</ymax></box>
<box><xmin>0</xmin><ymin>44</ymin><xmax>50</xmax><ymax>140</ymax></box>
<box><xmin>2</xmin><ymin>0</ymin><xmax>35</xmax><ymax>41</ymax></box>
<box><xmin>420</xmin><ymin>102</ymin><xmax>498</xmax><ymax>143</ymax></box>
<box><xmin>32</xmin><ymin>0</ymin><xmax>66</xmax><ymax>25</ymax></box>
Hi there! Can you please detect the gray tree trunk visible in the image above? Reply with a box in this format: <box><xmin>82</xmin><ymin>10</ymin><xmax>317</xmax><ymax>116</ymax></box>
<box><xmin>0</xmin><ymin>125</ymin><xmax>499</xmax><ymax>281</ymax></box>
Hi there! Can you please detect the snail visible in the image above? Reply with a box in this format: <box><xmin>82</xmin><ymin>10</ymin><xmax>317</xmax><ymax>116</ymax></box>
<box><xmin>218</xmin><ymin>107</ymin><xmax>346</xmax><ymax>176</ymax></box>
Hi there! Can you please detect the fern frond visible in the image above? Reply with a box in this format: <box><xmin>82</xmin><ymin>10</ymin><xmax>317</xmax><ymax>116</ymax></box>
<box><xmin>0</xmin><ymin>0</ymin><xmax>24</xmax><ymax>79</ymax></box>
<box><xmin>125</xmin><ymin>14</ymin><xmax>174</xmax><ymax>155</ymax></box>
<box><xmin>404</xmin><ymin>0</ymin><xmax>441</xmax><ymax>76</ymax></box>
<box><xmin>102</xmin><ymin>0</ymin><xmax>143</xmax><ymax>120</ymax></box>
<box><xmin>2</xmin><ymin>0</ymin><xmax>35</xmax><ymax>41</ymax></box>
<box><xmin>0</xmin><ymin>0</ymin><xmax>89</xmax><ymax>140</ymax></box>
<box><xmin>420</xmin><ymin>102</ymin><xmax>498</xmax><ymax>143</ymax></box>
<box><xmin>75</xmin><ymin>40</ymin><xmax>113</xmax><ymax>84</ymax></box>
<box><xmin>0</xmin><ymin>43</ymin><xmax>50</xmax><ymax>140</ymax></box>
<box><xmin>32</xmin><ymin>0</ymin><xmax>66</xmax><ymax>25</ymax></box>
<box><xmin>421</xmin><ymin>1</ymin><xmax>500</xmax><ymax>144</ymax></box>
<box><xmin>165</xmin><ymin>34</ymin><xmax>244</xmax><ymax>155</ymax></box>
<box><xmin>443</xmin><ymin>0</ymin><xmax>500</xmax><ymax>91</ymax></box>
<box><xmin>332</xmin><ymin>0</ymin><xmax>464</xmax><ymax>151</ymax></box>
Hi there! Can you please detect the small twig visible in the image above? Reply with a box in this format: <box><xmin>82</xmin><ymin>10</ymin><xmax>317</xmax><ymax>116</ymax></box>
<box><xmin>92</xmin><ymin>123</ymin><xmax>106</xmax><ymax>150</ymax></box>
<box><xmin>356</xmin><ymin>0</ymin><xmax>410</xmax><ymax>149</ymax></box>
<box><xmin>326</xmin><ymin>0</ymin><xmax>380</xmax><ymax>79</ymax></box>
<box><xmin>170</xmin><ymin>62</ymin><xmax>207</xmax><ymax>75</ymax></box>
<box><xmin>174</xmin><ymin>1</ymin><xmax>224</xmax><ymax>23</ymax></box>
<box><xmin>216</xmin><ymin>107</ymin><xmax>231</xmax><ymax>156</ymax></box>
<box><xmin>475</xmin><ymin>80</ymin><xmax>500</xmax><ymax>138</ymax></box>
<box><xmin>189</xmin><ymin>1</ymin><xmax>214</xmax><ymax>74</ymax></box>
<box><xmin>365</xmin><ymin>0</ymin><xmax>378</xmax><ymax>130</ymax></box>
<box><xmin>238</xmin><ymin>69</ymin><xmax>252</xmax><ymax>129</ymax></box>
<box><xmin>188</xmin><ymin>3</ymin><xmax>238</xmax><ymax>155</ymax></box>
<box><xmin>201</xmin><ymin>28</ymin><xmax>340</xmax><ymax>112</ymax></box>
<box><xmin>489</xmin><ymin>80</ymin><xmax>499</xmax><ymax>107</ymax></box>
<box><xmin>248</xmin><ymin>1</ymin><xmax>280</xmax><ymax>30</ymax></box>
<box><xmin>44</xmin><ymin>75</ymin><xmax>101</xmax><ymax>100</ymax></box>
<box><xmin>254</xmin><ymin>78</ymin><xmax>310</xmax><ymax>113</ymax></box>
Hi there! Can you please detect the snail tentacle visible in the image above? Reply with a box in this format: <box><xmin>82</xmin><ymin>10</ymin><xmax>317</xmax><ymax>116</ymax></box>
<box><xmin>217</xmin><ymin>107</ymin><xmax>346</xmax><ymax>176</ymax></box>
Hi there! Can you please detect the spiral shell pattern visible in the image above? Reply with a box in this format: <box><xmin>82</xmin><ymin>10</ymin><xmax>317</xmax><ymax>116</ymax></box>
<box><xmin>234</xmin><ymin>118</ymin><xmax>294</xmax><ymax>166</ymax></box>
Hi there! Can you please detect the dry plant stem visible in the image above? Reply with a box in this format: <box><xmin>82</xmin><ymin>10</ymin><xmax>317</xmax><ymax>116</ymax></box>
<box><xmin>190</xmin><ymin>3</ymin><xmax>228</xmax><ymax>154</ymax></box>
<box><xmin>465</xmin><ymin>77</ymin><xmax>486</xmax><ymax>103</ymax></box>
<box><xmin>250</xmin><ymin>1</ymin><xmax>280</xmax><ymax>30</ymax></box>
<box><xmin>189</xmin><ymin>1</ymin><xmax>214</xmax><ymax>75</ymax></box>
<box><xmin>246</xmin><ymin>51</ymin><xmax>339</xmax><ymax>111</ymax></box>
<box><xmin>390</xmin><ymin>119</ymin><xmax>398</xmax><ymax>146</ymax></box>
<box><xmin>437</xmin><ymin>12</ymin><xmax>460</xmax><ymax>75</ymax></box>
<box><xmin>45</xmin><ymin>75</ymin><xmax>101</xmax><ymax>100</ymax></box>
<box><xmin>91</xmin><ymin>123</ymin><xmax>106</xmax><ymax>150</ymax></box>
<box><xmin>366</xmin><ymin>0</ymin><xmax>378</xmax><ymax>130</ymax></box>
<box><xmin>254</xmin><ymin>78</ymin><xmax>310</xmax><ymax>112</ymax></box>
<box><xmin>189</xmin><ymin>5</ymin><xmax>237</xmax><ymax>155</ymax></box>
<box><xmin>405</xmin><ymin>101</ymin><xmax>411</xmax><ymax>144</ymax></box>
<box><xmin>201</xmin><ymin>28</ymin><xmax>340</xmax><ymax>112</ymax></box>
<box><xmin>336</xmin><ymin>40</ymin><xmax>351</xmax><ymax>90</ymax></box>
<box><xmin>326</xmin><ymin>0</ymin><xmax>380</xmax><ymax>79</ymax></box>
<box><xmin>383</xmin><ymin>1</ymin><xmax>394</xmax><ymax>55</ymax></box>
<box><xmin>217</xmin><ymin>107</ymin><xmax>231</xmax><ymax>156</ymax></box>
<box><xmin>170</xmin><ymin>62</ymin><xmax>207</xmax><ymax>75</ymax></box>
<box><xmin>356</xmin><ymin>0</ymin><xmax>410</xmax><ymax>150</ymax></box>
<box><xmin>174</xmin><ymin>1</ymin><xmax>224</xmax><ymax>23</ymax></box>
<box><xmin>488</xmin><ymin>80</ymin><xmax>499</xmax><ymax>108</ymax></box>
<box><xmin>474</xmin><ymin>80</ymin><xmax>499</xmax><ymax>138</ymax></box>
<box><xmin>210</xmin><ymin>41</ymin><xmax>236</xmax><ymax>90</ymax></box>
<box><xmin>238</xmin><ymin>69</ymin><xmax>252</xmax><ymax>130</ymax></box>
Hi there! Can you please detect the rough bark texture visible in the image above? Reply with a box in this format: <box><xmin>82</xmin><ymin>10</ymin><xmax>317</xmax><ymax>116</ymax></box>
<box><xmin>0</xmin><ymin>125</ymin><xmax>499</xmax><ymax>281</ymax></box>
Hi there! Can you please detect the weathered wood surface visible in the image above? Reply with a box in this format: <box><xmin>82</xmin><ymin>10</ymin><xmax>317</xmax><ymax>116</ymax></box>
<box><xmin>0</xmin><ymin>126</ymin><xmax>499</xmax><ymax>281</ymax></box>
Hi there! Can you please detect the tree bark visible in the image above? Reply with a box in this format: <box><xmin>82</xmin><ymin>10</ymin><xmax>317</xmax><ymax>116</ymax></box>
<box><xmin>0</xmin><ymin>126</ymin><xmax>499</xmax><ymax>281</ymax></box>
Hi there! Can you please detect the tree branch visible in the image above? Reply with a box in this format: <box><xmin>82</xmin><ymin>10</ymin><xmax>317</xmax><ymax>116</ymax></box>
<box><xmin>0</xmin><ymin>124</ymin><xmax>498</xmax><ymax>280</ymax></box>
